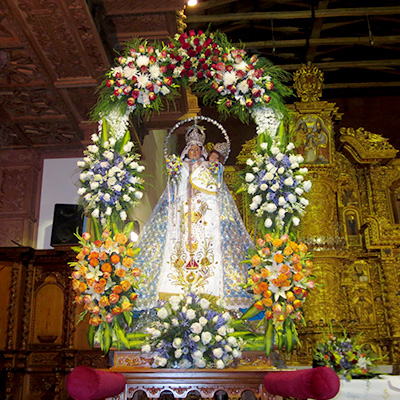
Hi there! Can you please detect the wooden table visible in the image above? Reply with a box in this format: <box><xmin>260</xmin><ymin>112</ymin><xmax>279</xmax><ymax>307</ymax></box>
<box><xmin>109</xmin><ymin>351</ymin><xmax>282</xmax><ymax>400</ymax></box>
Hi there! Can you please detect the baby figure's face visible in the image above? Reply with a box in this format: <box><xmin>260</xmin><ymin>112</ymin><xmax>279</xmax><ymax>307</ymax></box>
<box><xmin>209</xmin><ymin>151</ymin><xmax>220</xmax><ymax>163</ymax></box>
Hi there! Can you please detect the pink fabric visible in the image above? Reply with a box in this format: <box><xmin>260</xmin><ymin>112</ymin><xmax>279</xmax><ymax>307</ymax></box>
<box><xmin>264</xmin><ymin>367</ymin><xmax>340</xmax><ymax>400</ymax></box>
<box><xmin>66</xmin><ymin>366</ymin><xmax>126</xmax><ymax>400</ymax></box>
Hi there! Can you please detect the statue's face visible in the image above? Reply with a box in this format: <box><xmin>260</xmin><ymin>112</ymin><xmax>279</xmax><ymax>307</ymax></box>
<box><xmin>209</xmin><ymin>151</ymin><xmax>221</xmax><ymax>163</ymax></box>
<box><xmin>188</xmin><ymin>144</ymin><xmax>201</xmax><ymax>161</ymax></box>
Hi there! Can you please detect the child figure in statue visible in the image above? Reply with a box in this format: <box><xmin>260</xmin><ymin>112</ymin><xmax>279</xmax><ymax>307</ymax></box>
<box><xmin>133</xmin><ymin>123</ymin><xmax>253</xmax><ymax>310</ymax></box>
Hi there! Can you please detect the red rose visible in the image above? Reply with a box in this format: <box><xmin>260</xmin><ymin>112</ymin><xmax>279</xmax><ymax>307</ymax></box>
<box><xmin>149</xmin><ymin>55</ymin><xmax>157</xmax><ymax>64</ymax></box>
<box><xmin>164</xmin><ymin>76</ymin><xmax>173</xmax><ymax>86</ymax></box>
<box><xmin>216</xmin><ymin>62</ymin><xmax>225</xmax><ymax>71</ymax></box>
<box><xmin>176</xmin><ymin>55</ymin><xmax>183</xmax><ymax>62</ymax></box>
<box><xmin>115</xmin><ymin>72</ymin><xmax>122</xmax><ymax>79</ymax></box>
<box><xmin>263</xmin><ymin>95</ymin><xmax>271</xmax><ymax>103</ymax></box>
<box><xmin>189</xmin><ymin>30</ymin><xmax>196</xmax><ymax>37</ymax></box>
<box><xmin>197</xmin><ymin>71</ymin><xmax>204</xmax><ymax>78</ymax></box>
<box><xmin>226</xmin><ymin>99</ymin><xmax>232</xmax><ymax>107</ymax></box>
<box><xmin>226</xmin><ymin>65</ymin><xmax>233</xmax><ymax>72</ymax></box>
<box><xmin>138</xmin><ymin>45</ymin><xmax>145</xmax><ymax>53</ymax></box>
<box><xmin>160</xmin><ymin>65</ymin><xmax>167</xmax><ymax>73</ymax></box>
<box><xmin>204</xmin><ymin>48</ymin><xmax>212</xmax><ymax>57</ymax></box>
<box><xmin>266</xmin><ymin>81</ymin><xmax>274</xmax><ymax>90</ymax></box>
<box><xmin>131</xmin><ymin>89</ymin><xmax>140</xmax><ymax>99</ymax></box>
<box><xmin>187</xmin><ymin>49</ymin><xmax>196</xmax><ymax>57</ymax></box>
<box><xmin>246</xmin><ymin>98</ymin><xmax>254</xmax><ymax>107</ymax></box>
<box><xmin>247</xmin><ymin>78</ymin><xmax>254</xmax><ymax>88</ymax></box>
<box><xmin>113</xmin><ymin>88</ymin><xmax>122</xmax><ymax>96</ymax></box>
<box><xmin>123</xmin><ymin>86</ymin><xmax>132</xmax><ymax>95</ymax></box>
<box><xmin>129</xmin><ymin>48</ymin><xmax>137</xmax><ymax>56</ymax></box>
<box><xmin>168</xmin><ymin>42</ymin><xmax>175</xmax><ymax>48</ymax></box>
<box><xmin>106</xmin><ymin>79</ymin><xmax>114</xmax><ymax>88</ymax></box>
<box><xmin>146</xmin><ymin>82</ymin><xmax>154</xmax><ymax>92</ymax></box>
<box><xmin>236</xmin><ymin>70</ymin><xmax>245</xmax><ymax>79</ymax></box>
<box><xmin>188</xmin><ymin>70</ymin><xmax>194</xmax><ymax>77</ymax></box>
<box><xmin>147</xmin><ymin>46</ymin><xmax>154</xmax><ymax>55</ymax></box>
<box><xmin>206</xmin><ymin>70</ymin><xmax>212</xmax><ymax>78</ymax></box>
<box><xmin>202</xmin><ymin>63</ymin><xmax>209</xmax><ymax>71</ymax></box>
<box><xmin>149</xmin><ymin>92</ymin><xmax>157</xmax><ymax>101</ymax></box>
<box><xmin>140</xmin><ymin>65</ymin><xmax>148</xmax><ymax>73</ymax></box>
<box><xmin>167</xmin><ymin>64</ymin><xmax>175</xmax><ymax>70</ymax></box>
<box><xmin>182</xmin><ymin>42</ymin><xmax>190</xmax><ymax>50</ymax></box>
<box><xmin>252</xmin><ymin>88</ymin><xmax>261</xmax><ymax>97</ymax></box>
<box><xmin>211</xmin><ymin>55</ymin><xmax>219</xmax><ymax>62</ymax></box>
<box><xmin>131</xmin><ymin>76</ymin><xmax>138</xmax><ymax>84</ymax></box>
<box><xmin>183</xmin><ymin>60</ymin><xmax>191</xmax><ymax>69</ymax></box>
<box><xmin>128</xmin><ymin>61</ymin><xmax>135</xmax><ymax>69</ymax></box>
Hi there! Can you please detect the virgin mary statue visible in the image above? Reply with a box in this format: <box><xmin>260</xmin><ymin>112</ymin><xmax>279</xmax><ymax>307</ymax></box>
<box><xmin>134</xmin><ymin>119</ymin><xmax>253</xmax><ymax>310</ymax></box>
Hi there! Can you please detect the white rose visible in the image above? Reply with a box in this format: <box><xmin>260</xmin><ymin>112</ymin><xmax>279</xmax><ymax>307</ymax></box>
<box><xmin>94</xmin><ymin>174</ymin><xmax>103</xmax><ymax>182</ymax></box>
<box><xmin>172</xmin><ymin>318</ymin><xmax>179</xmax><ymax>327</ymax></box>
<box><xmin>300</xmin><ymin>198</ymin><xmax>309</xmax><ymax>206</ymax></box>
<box><xmin>84</xmin><ymin>193</ymin><xmax>92</xmax><ymax>201</ymax></box>
<box><xmin>245</xmin><ymin>173</ymin><xmax>255</xmax><ymax>182</ymax></box>
<box><xmin>217</xmin><ymin>326</ymin><xmax>227</xmax><ymax>336</ymax></box>
<box><xmin>152</xmin><ymin>329</ymin><xmax>161</xmax><ymax>338</ymax></box>
<box><xmin>260</xmin><ymin>142</ymin><xmax>268</xmax><ymax>150</ymax></box>
<box><xmin>105</xmin><ymin>207</ymin><xmax>112</xmax><ymax>216</ymax></box>
<box><xmin>186</xmin><ymin>296</ymin><xmax>193</xmax><ymax>305</ymax></box>
<box><xmin>169</xmin><ymin>295</ymin><xmax>181</xmax><ymax>306</ymax></box>
<box><xmin>141</xmin><ymin>344</ymin><xmax>151</xmax><ymax>353</ymax></box>
<box><xmin>213</xmin><ymin>348</ymin><xmax>223</xmax><ymax>359</ymax></box>
<box><xmin>120</xmin><ymin>210</ymin><xmax>127</xmax><ymax>221</ymax></box>
<box><xmin>200</xmin><ymin>298</ymin><xmax>210</xmax><ymax>310</ymax></box>
<box><xmin>266</xmin><ymin>203</ymin><xmax>277</xmax><ymax>213</ymax></box>
<box><xmin>212</xmin><ymin>315</ymin><xmax>219</xmax><ymax>323</ymax></box>
<box><xmin>91</xmin><ymin>133</ymin><xmax>99</xmax><ymax>142</ymax></box>
<box><xmin>103</xmin><ymin>141</ymin><xmax>109</xmax><ymax>148</ymax></box>
<box><xmin>77</xmin><ymin>161</ymin><xmax>85</xmax><ymax>168</ymax></box>
<box><xmin>232</xmin><ymin>349</ymin><xmax>241</xmax><ymax>358</ymax></box>
<box><xmin>216</xmin><ymin>360</ymin><xmax>225</xmax><ymax>369</ymax></box>
<box><xmin>130</xmin><ymin>162</ymin><xmax>139</xmax><ymax>169</ymax></box>
<box><xmin>303</xmin><ymin>180</ymin><xmax>312</xmax><ymax>192</ymax></box>
<box><xmin>175</xmin><ymin>349</ymin><xmax>183</xmax><ymax>358</ymax></box>
<box><xmin>247</xmin><ymin>184</ymin><xmax>257</xmax><ymax>194</ymax></box>
<box><xmin>278</xmin><ymin>208</ymin><xmax>286</xmax><ymax>217</ymax></box>
<box><xmin>90</xmin><ymin>182</ymin><xmax>99</xmax><ymax>190</ymax></box>
<box><xmin>260</xmin><ymin>183</ymin><xmax>268</xmax><ymax>191</ymax></box>
<box><xmin>123</xmin><ymin>194</ymin><xmax>130</xmax><ymax>202</ymax></box>
<box><xmin>271</xmin><ymin>183</ymin><xmax>280</xmax><ymax>191</ymax></box>
<box><xmin>264</xmin><ymin>172</ymin><xmax>274</xmax><ymax>181</ymax></box>
<box><xmin>293</xmin><ymin>217</ymin><xmax>300</xmax><ymax>226</ymax></box>
<box><xmin>297</xmin><ymin>155</ymin><xmax>304</xmax><ymax>163</ymax></box>
<box><xmin>173</xmin><ymin>338</ymin><xmax>182</xmax><ymax>348</ymax></box>
<box><xmin>77</xmin><ymin>187</ymin><xmax>86</xmax><ymax>195</ymax></box>
<box><xmin>114</xmin><ymin>184</ymin><xmax>122</xmax><ymax>192</ymax></box>
<box><xmin>278</xmin><ymin>196</ymin><xmax>286</xmax><ymax>206</ymax></box>
<box><xmin>277</xmin><ymin>167</ymin><xmax>285</xmax><ymax>174</ymax></box>
<box><xmin>289</xmin><ymin>155</ymin><xmax>298</xmax><ymax>163</ymax></box>
<box><xmin>79</xmin><ymin>172</ymin><xmax>87</xmax><ymax>181</ymax></box>
<box><xmin>103</xmin><ymin>193</ymin><xmax>110</xmax><ymax>202</ymax></box>
<box><xmin>201</xmin><ymin>331</ymin><xmax>212</xmax><ymax>345</ymax></box>
<box><xmin>227</xmin><ymin>327</ymin><xmax>234</xmax><ymax>334</ymax></box>
<box><xmin>195</xmin><ymin>359</ymin><xmax>206</xmax><ymax>368</ymax></box>
<box><xmin>291</xmin><ymin>162</ymin><xmax>299</xmax><ymax>169</ymax></box>
<box><xmin>276</xmin><ymin>153</ymin><xmax>284</xmax><ymax>161</ymax></box>
<box><xmin>191</xmin><ymin>322</ymin><xmax>203</xmax><ymax>334</ymax></box>
<box><xmin>87</xmin><ymin>145</ymin><xmax>98</xmax><ymax>153</ymax></box>
<box><xmin>295</xmin><ymin>187</ymin><xmax>304</xmax><ymax>196</ymax></box>
<box><xmin>107</xmin><ymin>177</ymin><xmax>117</xmax><ymax>187</ymax></box>
<box><xmin>163</xmin><ymin>322</ymin><xmax>170</xmax><ymax>329</ymax></box>
<box><xmin>179</xmin><ymin>359</ymin><xmax>192</xmax><ymax>369</ymax></box>
<box><xmin>224</xmin><ymin>345</ymin><xmax>233</xmax><ymax>353</ymax></box>
<box><xmin>91</xmin><ymin>209</ymin><xmax>99</xmax><ymax>218</ymax></box>
<box><xmin>264</xmin><ymin>218</ymin><xmax>272</xmax><ymax>228</ymax></box>
<box><xmin>192</xmin><ymin>335</ymin><xmax>200</xmax><ymax>342</ymax></box>
<box><xmin>186</xmin><ymin>309</ymin><xmax>196</xmax><ymax>320</ymax></box>
<box><xmin>109</xmin><ymin>137</ymin><xmax>116</xmax><ymax>146</ymax></box>
<box><xmin>270</xmin><ymin>146</ymin><xmax>279</xmax><ymax>155</ymax></box>
<box><xmin>266</xmin><ymin>163</ymin><xmax>274</xmax><ymax>171</ymax></box>
<box><xmin>252</xmin><ymin>167</ymin><xmax>259</xmax><ymax>173</ymax></box>
<box><xmin>246</xmin><ymin>158</ymin><xmax>254</xmax><ymax>166</ymax></box>
<box><xmin>286</xmin><ymin>142</ymin><xmax>295</xmax><ymax>151</ymax></box>
<box><xmin>288</xmin><ymin>194</ymin><xmax>297</xmax><ymax>203</ymax></box>
<box><xmin>215</xmin><ymin>335</ymin><xmax>223</xmax><ymax>342</ymax></box>
<box><xmin>253</xmin><ymin>195</ymin><xmax>262</xmax><ymax>205</ymax></box>
<box><xmin>227</xmin><ymin>336</ymin><xmax>238</xmax><ymax>346</ymax></box>
<box><xmin>250</xmin><ymin>202</ymin><xmax>258</xmax><ymax>211</ymax></box>
<box><xmin>157</xmin><ymin>307</ymin><xmax>168</xmax><ymax>319</ymax></box>
<box><xmin>199</xmin><ymin>317</ymin><xmax>208</xmax><ymax>326</ymax></box>
<box><xmin>124</xmin><ymin>142</ymin><xmax>134</xmax><ymax>152</ymax></box>
<box><xmin>192</xmin><ymin>350</ymin><xmax>203</xmax><ymax>360</ymax></box>
<box><xmin>299</xmin><ymin>167</ymin><xmax>308</xmax><ymax>174</ymax></box>
<box><xmin>284</xmin><ymin>177</ymin><xmax>294</xmax><ymax>186</ymax></box>
<box><xmin>295</xmin><ymin>175</ymin><xmax>304</xmax><ymax>182</ymax></box>
<box><xmin>137</xmin><ymin>165</ymin><xmax>145</xmax><ymax>173</ymax></box>
<box><xmin>222</xmin><ymin>312</ymin><xmax>231</xmax><ymax>321</ymax></box>
<box><xmin>155</xmin><ymin>356</ymin><xmax>167</xmax><ymax>367</ymax></box>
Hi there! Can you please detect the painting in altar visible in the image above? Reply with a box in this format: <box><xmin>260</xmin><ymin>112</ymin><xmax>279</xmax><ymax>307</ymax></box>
<box><xmin>292</xmin><ymin>116</ymin><xmax>330</xmax><ymax>164</ymax></box>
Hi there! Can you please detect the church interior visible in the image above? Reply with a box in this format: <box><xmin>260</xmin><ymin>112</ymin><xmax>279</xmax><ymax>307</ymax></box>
<box><xmin>1</xmin><ymin>1</ymin><xmax>400</xmax><ymax>399</ymax></box>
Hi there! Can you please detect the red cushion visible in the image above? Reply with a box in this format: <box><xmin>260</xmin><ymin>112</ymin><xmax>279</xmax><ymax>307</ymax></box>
<box><xmin>264</xmin><ymin>367</ymin><xmax>340</xmax><ymax>400</ymax></box>
<box><xmin>66</xmin><ymin>366</ymin><xmax>126</xmax><ymax>400</ymax></box>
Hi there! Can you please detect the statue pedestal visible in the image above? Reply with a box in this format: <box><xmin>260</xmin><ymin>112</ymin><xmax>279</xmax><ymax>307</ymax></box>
<box><xmin>110</xmin><ymin>351</ymin><xmax>281</xmax><ymax>400</ymax></box>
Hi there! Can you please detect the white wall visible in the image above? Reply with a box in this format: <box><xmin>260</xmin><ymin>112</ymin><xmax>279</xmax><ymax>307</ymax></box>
<box><xmin>37</xmin><ymin>158</ymin><xmax>81</xmax><ymax>249</ymax></box>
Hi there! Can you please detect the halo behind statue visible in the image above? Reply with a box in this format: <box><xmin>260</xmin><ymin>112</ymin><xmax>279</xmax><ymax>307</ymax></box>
<box><xmin>164</xmin><ymin>116</ymin><xmax>231</xmax><ymax>163</ymax></box>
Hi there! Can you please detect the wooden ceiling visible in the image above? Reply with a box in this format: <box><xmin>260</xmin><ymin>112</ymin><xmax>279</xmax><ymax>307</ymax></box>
<box><xmin>1</xmin><ymin>0</ymin><xmax>399</xmax><ymax>150</ymax></box>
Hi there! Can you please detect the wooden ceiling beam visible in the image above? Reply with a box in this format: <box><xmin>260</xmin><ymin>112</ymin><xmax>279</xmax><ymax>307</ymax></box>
<box><xmin>306</xmin><ymin>0</ymin><xmax>330</xmax><ymax>63</ymax></box>
<box><xmin>234</xmin><ymin>35</ymin><xmax>400</xmax><ymax>48</ymax></box>
<box><xmin>186</xmin><ymin>6</ymin><xmax>400</xmax><ymax>23</ymax></box>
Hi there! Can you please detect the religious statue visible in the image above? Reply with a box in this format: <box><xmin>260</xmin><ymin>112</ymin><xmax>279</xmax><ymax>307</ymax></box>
<box><xmin>133</xmin><ymin>118</ymin><xmax>254</xmax><ymax>310</ymax></box>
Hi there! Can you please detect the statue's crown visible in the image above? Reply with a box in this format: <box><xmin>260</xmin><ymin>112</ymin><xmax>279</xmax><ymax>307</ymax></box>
<box><xmin>185</xmin><ymin>124</ymin><xmax>206</xmax><ymax>148</ymax></box>
<box><xmin>213</xmin><ymin>142</ymin><xmax>229</xmax><ymax>161</ymax></box>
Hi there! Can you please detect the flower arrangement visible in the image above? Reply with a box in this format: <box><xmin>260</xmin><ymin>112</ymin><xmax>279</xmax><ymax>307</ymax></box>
<box><xmin>70</xmin><ymin>230</ymin><xmax>143</xmax><ymax>353</ymax></box>
<box><xmin>239</xmin><ymin>136</ymin><xmax>311</xmax><ymax>235</ymax></box>
<box><xmin>165</xmin><ymin>154</ymin><xmax>183</xmax><ymax>184</ymax></box>
<box><xmin>93</xmin><ymin>30</ymin><xmax>291</xmax><ymax>133</ymax></box>
<box><xmin>241</xmin><ymin>234</ymin><xmax>315</xmax><ymax>356</ymax></box>
<box><xmin>313</xmin><ymin>326</ymin><xmax>381</xmax><ymax>380</ymax></box>
<box><xmin>77</xmin><ymin>128</ymin><xmax>145</xmax><ymax>228</ymax></box>
<box><xmin>141</xmin><ymin>293</ymin><xmax>245</xmax><ymax>369</ymax></box>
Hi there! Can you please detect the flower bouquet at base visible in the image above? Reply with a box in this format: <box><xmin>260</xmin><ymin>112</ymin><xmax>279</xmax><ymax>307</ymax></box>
<box><xmin>70</xmin><ymin>229</ymin><xmax>144</xmax><ymax>354</ymax></box>
<box><xmin>141</xmin><ymin>292</ymin><xmax>246</xmax><ymax>369</ymax></box>
<box><xmin>313</xmin><ymin>325</ymin><xmax>383</xmax><ymax>380</ymax></box>
<box><xmin>240</xmin><ymin>233</ymin><xmax>315</xmax><ymax>356</ymax></box>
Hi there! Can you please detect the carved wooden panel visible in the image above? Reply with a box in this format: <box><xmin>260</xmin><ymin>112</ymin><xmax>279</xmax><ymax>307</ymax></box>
<box><xmin>20</xmin><ymin>122</ymin><xmax>81</xmax><ymax>145</ymax></box>
<box><xmin>103</xmin><ymin>0</ymin><xmax>185</xmax><ymax>15</ymax></box>
<box><xmin>0</xmin><ymin>262</ymin><xmax>13</xmax><ymax>349</ymax></box>
<box><xmin>0</xmin><ymin>124</ymin><xmax>29</xmax><ymax>147</ymax></box>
